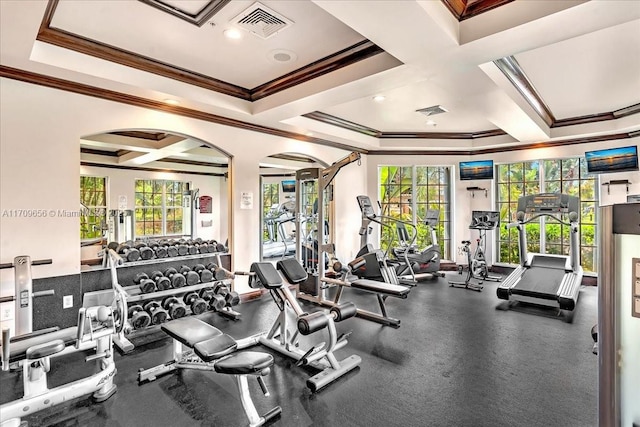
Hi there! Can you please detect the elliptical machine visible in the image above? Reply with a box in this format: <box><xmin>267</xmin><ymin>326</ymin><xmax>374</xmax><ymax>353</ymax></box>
<box><xmin>450</xmin><ymin>210</ymin><xmax>501</xmax><ymax>291</ymax></box>
<box><xmin>353</xmin><ymin>195</ymin><xmax>414</xmax><ymax>286</ymax></box>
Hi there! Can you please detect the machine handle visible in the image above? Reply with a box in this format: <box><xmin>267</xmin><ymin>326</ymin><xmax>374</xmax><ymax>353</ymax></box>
<box><xmin>0</xmin><ymin>296</ymin><xmax>15</xmax><ymax>304</ymax></box>
<box><xmin>0</xmin><ymin>258</ymin><xmax>52</xmax><ymax>268</ymax></box>
<box><xmin>32</xmin><ymin>290</ymin><xmax>55</xmax><ymax>298</ymax></box>
<box><xmin>76</xmin><ymin>308</ymin><xmax>87</xmax><ymax>349</ymax></box>
<box><xmin>2</xmin><ymin>328</ymin><xmax>10</xmax><ymax>371</ymax></box>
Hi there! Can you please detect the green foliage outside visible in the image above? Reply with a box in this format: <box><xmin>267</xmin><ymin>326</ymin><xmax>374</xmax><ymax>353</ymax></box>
<box><xmin>496</xmin><ymin>158</ymin><xmax>598</xmax><ymax>272</ymax></box>
<box><xmin>379</xmin><ymin>166</ymin><xmax>451</xmax><ymax>260</ymax></box>
<box><xmin>80</xmin><ymin>176</ymin><xmax>107</xmax><ymax>240</ymax></box>
<box><xmin>134</xmin><ymin>179</ymin><xmax>186</xmax><ymax>237</ymax></box>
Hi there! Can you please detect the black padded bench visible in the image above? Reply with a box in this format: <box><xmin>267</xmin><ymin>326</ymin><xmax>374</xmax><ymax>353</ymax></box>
<box><xmin>138</xmin><ymin>317</ymin><xmax>282</xmax><ymax>427</ymax></box>
<box><xmin>349</xmin><ymin>278</ymin><xmax>410</xmax><ymax>298</ymax></box>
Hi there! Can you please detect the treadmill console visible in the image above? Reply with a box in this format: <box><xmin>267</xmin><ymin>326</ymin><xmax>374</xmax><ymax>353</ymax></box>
<box><xmin>470</xmin><ymin>211</ymin><xmax>500</xmax><ymax>230</ymax></box>
<box><xmin>356</xmin><ymin>195</ymin><xmax>376</xmax><ymax>219</ymax></box>
<box><xmin>517</xmin><ymin>193</ymin><xmax>579</xmax><ymax>215</ymax></box>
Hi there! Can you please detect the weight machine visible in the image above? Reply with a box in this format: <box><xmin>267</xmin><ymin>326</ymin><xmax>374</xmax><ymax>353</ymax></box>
<box><xmin>1</xmin><ymin>304</ymin><xmax>119</xmax><ymax>427</ymax></box>
<box><xmin>0</xmin><ymin>256</ymin><xmax>55</xmax><ymax>337</ymax></box>
<box><xmin>449</xmin><ymin>211</ymin><xmax>501</xmax><ymax>292</ymax></box>
<box><xmin>294</xmin><ymin>152</ymin><xmax>361</xmax><ymax>297</ymax></box>
<box><xmin>294</xmin><ymin>158</ymin><xmax>412</xmax><ymax>328</ymax></box>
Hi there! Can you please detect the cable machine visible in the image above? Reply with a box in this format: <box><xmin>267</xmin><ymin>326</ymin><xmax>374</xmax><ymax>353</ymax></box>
<box><xmin>294</xmin><ymin>152</ymin><xmax>361</xmax><ymax>299</ymax></box>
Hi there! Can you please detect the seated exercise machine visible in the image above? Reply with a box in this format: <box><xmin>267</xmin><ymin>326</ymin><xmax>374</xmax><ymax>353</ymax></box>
<box><xmin>497</xmin><ymin>193</ymin><xmax>583</xmax><ymax>315</ymax></box>
<box><xmin>0</xmin><ymin>256</ymin><xmax>55</xmax><ymax>337</ymax></box>
<box><xmin>137</xmin><ymin>316</ymin><xmax>282</xmax><ymax>427</ymax></box>
<box><xmin>243</xmin><ymin>259</ymin><xmax>361</xmax><ymax>392</ymax></box>
<box><xmin>0</xmin><ymin>304</ymin><xmax>119</xmax><ymax>427</ymax></box>
<box><xmin>450</xmin><ymin>210</ymin><xmax>501</xmax><ymax>291</ymax></box>
<box><xmin>393</xmin><ymin>209</ymin><xmax>445</xmax><ymax>281</ymax></box>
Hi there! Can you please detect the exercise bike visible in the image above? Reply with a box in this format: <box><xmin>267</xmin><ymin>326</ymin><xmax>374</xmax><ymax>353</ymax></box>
<box><xmin>0</xmin><ymin>303</ymin><xmax>120</xmax><ymax>427</ymax></box>
<box><xmin>450</xmin><ymin>211</ymin><xmax>501</xmax><ymax>291</ymax></box>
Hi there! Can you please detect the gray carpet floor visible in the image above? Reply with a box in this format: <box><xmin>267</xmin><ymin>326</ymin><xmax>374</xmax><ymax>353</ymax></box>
<box><xmin>1</xmin><ymin>273</ymin><xmax>598</xmax><ymax>426</ymax></box>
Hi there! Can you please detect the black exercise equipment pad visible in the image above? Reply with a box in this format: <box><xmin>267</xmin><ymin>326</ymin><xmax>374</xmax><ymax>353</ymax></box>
<box><xmin>250</xmin><ymin>262</ymin><xmax>283</xmax><ymax>289</ymax></box>
<box><xmin>3</xmin><ymin>327</ymin><xmax>78</xmax><ymax>363</ymax></box>
<box><xmin>351</xmin><ymin>279</ymin><xmax>410</xmax><ymax>298</ymax></box>
<box><xmin>214</xmin><ymin>352</ymin><xmax>274</xmax><ymax>375</ymax></box>
<box><xmin>162</xmin><ymin>317</ymin><xmax>226</xmax><ymax>348</ymax></box>
<box><xmin>277</xmin><ymin>258</ymin><xmax>308</xmax><ymax>284</ymax></box>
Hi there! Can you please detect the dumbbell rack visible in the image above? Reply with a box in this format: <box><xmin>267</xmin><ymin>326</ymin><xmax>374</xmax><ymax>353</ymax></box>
<box><xmin>105</xmin><ymin>250</ymin><xmax>241</xmax><ymax>354</ymax></box>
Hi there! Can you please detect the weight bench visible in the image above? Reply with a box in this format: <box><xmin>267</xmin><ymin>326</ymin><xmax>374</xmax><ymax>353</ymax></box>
<box><xmin>317</xmin><ymin>257</ymin><xmax>410</xmax><ymax>328</ymax></box>
<box><xmin>137</xmin><ymin>316</ymin><xmax>281</xmax><ymax>427</ymax></box>
<box><xmin>248</xmin><ymin>260</ymin><xmax>361</xmax><ymax>392</ymax></box>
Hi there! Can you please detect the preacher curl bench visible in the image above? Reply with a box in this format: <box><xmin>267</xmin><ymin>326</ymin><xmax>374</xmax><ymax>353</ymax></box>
<box><xmin>137</xmin><ymin>316</ymin><xmax>281</xmax><ymax>427</ymax></box>
<box><xmin>246</xmin><ymin>259</ymin><xmax>361</xmax><ymax>392</ymax></box>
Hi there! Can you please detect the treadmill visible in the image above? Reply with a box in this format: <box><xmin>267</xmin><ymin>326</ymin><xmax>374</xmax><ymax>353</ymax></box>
<box><xmin>497</xmin><ymin>193</ymin><xmax>583</xmax><ymax>311</ymax></box>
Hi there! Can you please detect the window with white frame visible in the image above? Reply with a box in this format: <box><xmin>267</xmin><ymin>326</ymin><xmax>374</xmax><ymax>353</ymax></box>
<box><xmin>134</xmin><ymin>179</ymin><xmax>188</xmax><ymax>237</ymax></box>
<box><xmin>379</xmin><ymin>165</ymin><xmax>451</xmax><ymax>260</ymax></box>
<box><xmin>496</xmin><ymin>157</ymin><xmax>598</xmax><ymax>273</ymax></box>
<box><xmin>80</xmin><ymin>176</ymin><xmax>107</xmax><ymax>240</ymax></box>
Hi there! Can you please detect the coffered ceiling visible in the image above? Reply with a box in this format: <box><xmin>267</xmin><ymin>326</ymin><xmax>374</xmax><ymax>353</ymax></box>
<box><xmin>1</xmin><ymin>0</ymin><xmax>639</xmax><ymax>156</ymax></box>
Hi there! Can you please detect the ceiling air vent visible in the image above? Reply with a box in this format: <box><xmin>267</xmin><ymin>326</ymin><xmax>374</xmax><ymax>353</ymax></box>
<box><xmin>231</xmin><ymin>2</ymin><xmax>293</xmax><ymax>40</ymax></box>
<box><xmin>415</xmin><ymin>105</ymin><xmax>449</xmax><ymax>116</ymax></box>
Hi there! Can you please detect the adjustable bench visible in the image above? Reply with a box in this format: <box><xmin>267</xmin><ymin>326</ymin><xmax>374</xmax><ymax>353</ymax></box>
<box><xmin>137</xmin><ymin>316</ymin><xmax>281</xmax><ymax>427</ymax></box>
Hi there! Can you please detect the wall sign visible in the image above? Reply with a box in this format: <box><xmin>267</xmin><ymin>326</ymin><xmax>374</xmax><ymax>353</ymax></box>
<box><xmin>240</xmin><ymin>191</ymin><xmax>253</xmax><ymax>209</ymax></box>
<box><xmin>199</xmin><ymin>195</ymin><xmax>212</xmax><ymax>213</ymax></box>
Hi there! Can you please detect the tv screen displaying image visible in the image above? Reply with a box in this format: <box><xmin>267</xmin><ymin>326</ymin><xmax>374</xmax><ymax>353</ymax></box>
<box><xmin>459</xmin><ymin>160</ymin><xmax>494</xmax><ymax>180</ymax></box>
<box><xmin>281</xmin><ymin>180</ymin><xmax>296</xmax><ymax>193</ymax></box>
<box><xmin>585</xmin><ymin>145</ymin><xmax>639</xmax><ymax>174</ymax></box>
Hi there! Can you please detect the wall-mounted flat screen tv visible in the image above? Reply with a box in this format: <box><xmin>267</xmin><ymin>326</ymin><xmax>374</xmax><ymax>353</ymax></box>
<box><xmin>585</xmin><ymin>145</ymin><xmax>639</xmax><ymax>174</ymax></box>
<box><xmin>459</xmin><ymin>160</ymin><xmax>494</xmax><ymax>180</ymax></box>
<box><xmin>281</xmin><ymin>180</ymin><xmax>296</xmax><ymax>193</ymax></box>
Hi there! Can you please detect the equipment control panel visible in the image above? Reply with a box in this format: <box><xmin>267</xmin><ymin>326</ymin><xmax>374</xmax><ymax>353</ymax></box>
<box><xmin>356</xmin><ymin>195</ymin><xmax>376</xmax><ymax>219</ymax></box>
<box><xmin>518</xmin><ymin>193</ymin><xmax>579</xmax><ymax>215</ymax></box>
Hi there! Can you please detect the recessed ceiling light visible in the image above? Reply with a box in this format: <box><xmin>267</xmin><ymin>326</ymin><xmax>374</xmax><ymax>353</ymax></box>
<box><xmin>223</xmin><ymin>28</ymin><xmax>242</xmax><ymax>39</ymax></box>
<box><xmin>373</xmin><ymin>95</ymin><xmax>386</xmax><ymax>102</ymax></box>
<box><xmin>164</xmin><ymin>99</ymin><xmax>179</xmax><ymax>105</ymax></box>
<box><xmin>426</xmin><ymin>120</ymin><xmax>437</xmax><ymax>127</ymax></box>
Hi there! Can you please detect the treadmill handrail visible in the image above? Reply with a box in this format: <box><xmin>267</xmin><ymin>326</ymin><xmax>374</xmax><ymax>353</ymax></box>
<box><xmin>518</xmin><ymin>212</ymin><xmax>574</xmax><ymax>227</ymax></box>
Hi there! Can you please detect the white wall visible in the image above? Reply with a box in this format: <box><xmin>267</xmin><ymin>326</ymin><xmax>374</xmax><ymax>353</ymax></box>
<box><xmin>0</xmin><ymin>78</ymin><xmax>364</xmax><ymax>301</ymax></box>
<box><xmin>80</xmin><ymin>165</ymin><xmax>228</xmax><ymax>242</ymax></box>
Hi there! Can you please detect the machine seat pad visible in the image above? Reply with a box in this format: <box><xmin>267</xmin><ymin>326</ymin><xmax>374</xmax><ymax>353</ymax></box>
<box><xmin>351</xmin><ymin>279</ymin><xmax>410</xmax><ymax>298</ymax></box>
<box><xmin>4</xmin><ymin>327</ymin><xmax>77</xmax><ymax>363</ymax></box>
<box><xmin>194</xmin><ymin>334</ymin><xmax>238</xmax><ymax>362</ymax></box>
<box><xmin>25</xmin><ymin>339</ymin><xmax>66</xmax><ymax>360</ymax></box>
<box><xmin>277</xmin><ymin>258</ymin><xmax>308</xmax><ymax>284</ymax></box>
<box><xmin>161</xmin><ymin>317</ymin><xmax>223</xmax><ymax>348</ymax></box>
<box><xmin>215</xmin><ymin>351</ymin><xmax>274</xmax><ymax>375</ymax></box>
<box><xmin>250</xmin><ymin>262</ymin><xmax>284</xmax><ymax>289</ymax></box>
